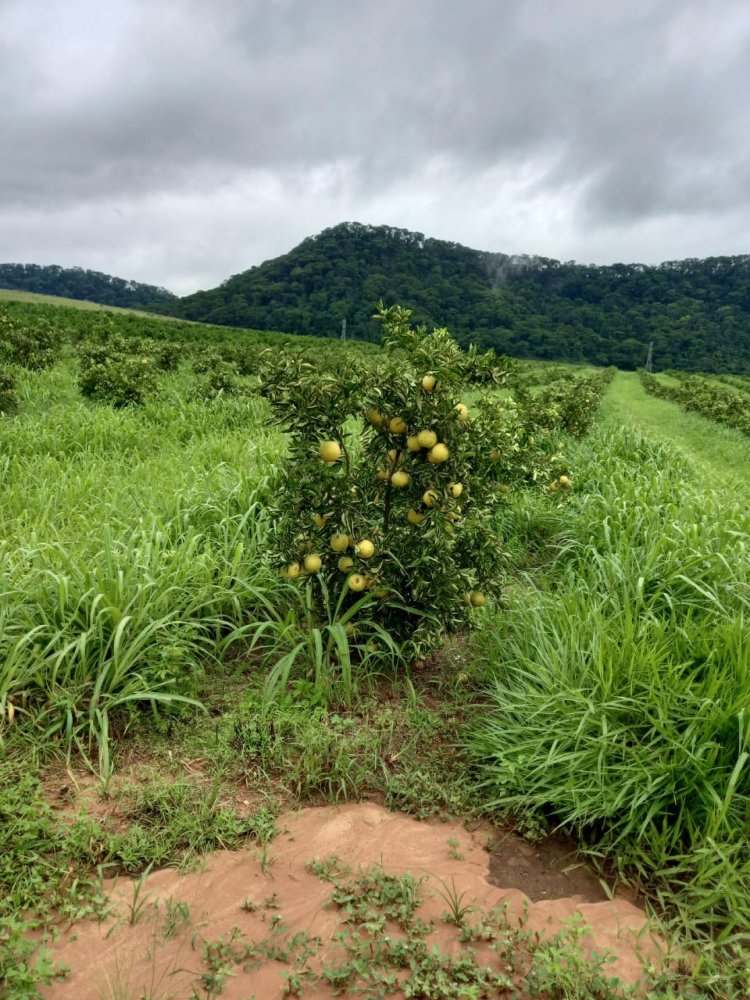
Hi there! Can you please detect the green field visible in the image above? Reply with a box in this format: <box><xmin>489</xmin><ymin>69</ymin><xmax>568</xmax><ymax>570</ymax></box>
<box><xmin>2</xmin><ymin>301</ymin><xmax>749</xmax><ymax>998</ymax></box>
<box><xmin>0</xmin><ymin>287</ymin><xmax>175</xmax><ymax>317</ymax></box>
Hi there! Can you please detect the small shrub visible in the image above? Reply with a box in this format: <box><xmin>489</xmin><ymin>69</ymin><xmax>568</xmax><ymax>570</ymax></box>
<box><xmin>0</xmin><ymin>367</ymin><xmax>19</xmax><ymax>415</ymax></box>
<box><xmin>76</xmin><ymin>327</ymin><xmax>159</xmax><ymax>407</ymax></box>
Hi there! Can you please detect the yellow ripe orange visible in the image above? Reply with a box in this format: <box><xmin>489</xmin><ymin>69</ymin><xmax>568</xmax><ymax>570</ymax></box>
<box><xmin>286</xmin><ymin>562</ymin><xmax>301</xmax><ymax>580</ymax></box>
<box><xmin>391</xmin><ymin>470</ymin><xmax>411</xmax><ymax>488</ymax></box>
<box><xmin>376</xmin><ymin>467</ymin><xmax>391</xmax><ymax>482</ymax></box>
<box><xmin>423</xmin><ymin>489</ymin><xmax>438</xmax><ymax>507</ymax></box>
<box><xmin>407</xmin><ymin>509</ymin><xmax>424</xmax><ymax>525</ymax></box>
<box><xmin>348</xmin><ymin>573</ymin><xmax>367</xmax><ymax>592</ymax></box>
<box><xmin>330</xmin><ymin>532</ymin><xmax>349</xmax><ymax>552</ymax></box>
<box><xmin>312</xmin><ymin>513</ymin><xmax>327</xmax><ymax>528</ymax></box>
<box><xmin>559</xmin><ymin>475</ymin><xmax>572</xmax><ymax>488</ymax></box>
<box><xmin>421</xmin><ymin>374</ymin><xmax>437</xmax><ymax>392</ymax></box>
<box><xmin>549</xmin><ymin>482</ymin><xmax>560</xmax><ymax>493</ymax></box>
<box><xmin>388</xmin><ymin>416</ymin><xmax>407</xmax><ymax>434</ymax></box>
<box><xmin>355</xmin><ymin>539</ymin><xmax>375</xmax><ymax>559</ymax></box>
<box><xmin>454</xmin><ymin>403</ymin><xmax>469</xmax><ymax>421</ymax></box>
<box><xmin>417</xmin><ymin>429</ymin><xmax>437</xmax><ymax>449</ymax></box>
<box><xmin>387</xmin><ymin>448</ymin><xmax>401</xmax><ymax>465</ymax></box>
<box><xmin>406</xmin><ymin>435</ymin><xmax>422</xmax><ymax>452</ymax></box>
<box><xmin>319</xmin><ymin>440</ymin><xmax>341</xmax><ymax>462</ymax></box>
<box><xmin>470</xmin><ymin>591</ymin><xmax>486</xmax><ymax>607</ymax></box>
<box><xmin>304</xmin><ymin>553</ymin><xmax>322</xmax><ymax>573</ymax></box>
<box><xmin>366</xmin><ymin>408</ymin><xmax>382</xmax><ymax>426</ymax></box>
<box><xmin>448</xmin><ymin>482</ymin><xmax>463</xmax><ymax>498</ymax></box>
<box><xmin>427</xmin><ymin>443</ymin><xmax>450</xmax><ymax>464</ymax></box>
<box><xmin>338</xmin><ymin>556</ymin><xmax>354</xmax><ymax>572</ymax></box>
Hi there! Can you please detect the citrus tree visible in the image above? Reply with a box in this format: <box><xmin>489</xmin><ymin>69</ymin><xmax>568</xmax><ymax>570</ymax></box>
<box><xmin>258</xmin><ymin>304</ymin><xmax>558</xmax><ymax>660</ymax></box>
<box><xmin>0</xmin><ymin>368</ymin><xmax>19</xmax><ymax>416</ymax></box>
<box><xmin>76</xmin><ymin>325</ymin><xmax>159</xmax><ymax>407</ymax></box>
<box><xmin>0</xmin><ymin>308</ymin><xmax>61</xmax><ymax>370</ymax></box>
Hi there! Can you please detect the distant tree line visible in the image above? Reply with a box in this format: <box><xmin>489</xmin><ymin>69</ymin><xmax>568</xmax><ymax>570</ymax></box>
<box><xmin>0</xmin><ymin>263</ymin><xmax>176</xmax><ymax>309</ymax></box>
<box><xmin>152</xmin><ymin>223</ymin><xmax>750</xmax><ymax>373</ymax></box>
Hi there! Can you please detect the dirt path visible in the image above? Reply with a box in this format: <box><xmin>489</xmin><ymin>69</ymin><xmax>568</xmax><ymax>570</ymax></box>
<box><xmin>41</xmin><ymin>802</ymin><xmax>660</xmax><ymax>999</ymax></box>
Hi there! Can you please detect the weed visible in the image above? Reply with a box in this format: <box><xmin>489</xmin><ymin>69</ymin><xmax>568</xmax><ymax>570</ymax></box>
<box><xmin>124</xmin><ymin>864</ymin><xmax>155</xmax><ymax>925</ymax></box>
<box><xmin>446</xmin><ymin>837</ymin><xmax>465</xmax><ymax>861</ymax></box>
<box><xmin>432</xmin><ymin>874</ymin><xmax>473</xmax><ymax>928</ymax></box>
<box><xmin>161</xmin><ymin>897</ymin><xmax>191</xmax><ymax>939</ymax></box>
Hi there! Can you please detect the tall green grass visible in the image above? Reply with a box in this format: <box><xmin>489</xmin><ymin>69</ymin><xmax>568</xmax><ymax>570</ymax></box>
<box><xmin>0</xmin><ymin>362</ymin><xmax>288</xmax><ymax>772</ymax></box>
<box><xmin>469</xmin><ymin>421</ymin><xmax>750</xmax><ymax>947</ymax></box>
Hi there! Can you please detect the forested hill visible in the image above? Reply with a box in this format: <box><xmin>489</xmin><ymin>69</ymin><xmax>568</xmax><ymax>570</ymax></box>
<box><xmin>153</xmin><ymin>221</ymin><xmax>748</xmax><ymax>373</ymax></box>
<box><xmin>0</xmin><ymin>263</ymin><xmax>176</xmax><ymax>309</ymax></box>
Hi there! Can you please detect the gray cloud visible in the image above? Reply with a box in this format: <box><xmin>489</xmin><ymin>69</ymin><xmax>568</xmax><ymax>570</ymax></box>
<box><xmin>2</xmin><ymin>0</ymin><xmax>750</xmax><ymax>290</ymax></box>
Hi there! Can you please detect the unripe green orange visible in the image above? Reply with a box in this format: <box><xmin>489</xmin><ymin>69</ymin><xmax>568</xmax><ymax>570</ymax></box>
<box><xmin>427</xmin><ymin>443</ymin><xmax>450</xmax><ymax>464</ymax></box>
<box><xmin>319</xmin><ymin>440</ymin><xmax>341</xmax><ymax>462</ymax></box>
<box><xmin>470</xmin><ymin>591</ymin><xmax>486</xmax><ymax>607</ymax></box>
<box><xmin>304</xmin><ymin>553</ymin><xmax>322</xmax><ymax>573</ymax></box>
<box><xmin>499</xmin><ymin>484</ymin><xmax>510</xmax><ymax>494</ymax></box>
<box><xmin>391</xmin><ymin>470</ymin><xmax>411</xmax><ymax>488</ymax></box>
<box><xmin>330</xmin><ymin>532</ymin><xmax>349</xmax><ymax>552</ymax></box>
<box><xmin>417</xmin><ymin>429</ymin><xmax>437</xmax><ymax>449</ymax></box>
<box><xmin>366</xmin><ymin>408</ymin><xmax>382</xmax><ymax>426</ymax></box>
<box><xmin>356</xmin><ymin>539</ymin><xmax>375</xmax><ymax>559</ymax></box>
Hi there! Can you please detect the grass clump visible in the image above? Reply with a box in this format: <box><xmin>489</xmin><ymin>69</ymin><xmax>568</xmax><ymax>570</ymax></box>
<box><xmin>469</xmin><ymin>419</ymin><xmax>750</xmax><ymax>967</ymax></box>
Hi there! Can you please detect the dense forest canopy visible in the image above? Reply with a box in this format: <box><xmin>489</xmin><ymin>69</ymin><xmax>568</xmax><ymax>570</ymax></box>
<box><xmin>153</xmin><ymin>222</ymin><xmax>750</xmax><ymax>373</ymax></box>
<box><xmin>0</xmin><ymin>263</ymin><xmax>176</xmax><ymax>309</ymax></box>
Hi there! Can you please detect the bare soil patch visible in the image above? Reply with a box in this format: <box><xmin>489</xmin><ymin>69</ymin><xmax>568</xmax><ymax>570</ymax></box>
<box><xmin>40</xmin><ymin>802</ymin><xmax>660</xmax><ymax>999</ymax></box>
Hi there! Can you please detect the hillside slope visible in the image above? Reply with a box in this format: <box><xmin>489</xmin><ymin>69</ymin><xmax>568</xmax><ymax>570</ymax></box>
<box><xmin>154</xmin><ymin>222</ymin><xmax>750</xmax><ymax>372</ymax></box>
<box><xmin>0</xmin><ymin>263</ymin><xmax>176</xmax><ymax>310</ymax></box>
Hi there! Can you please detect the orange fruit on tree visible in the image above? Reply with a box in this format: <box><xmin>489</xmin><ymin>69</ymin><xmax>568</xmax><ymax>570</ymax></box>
<box><xmin>319</xmin><ymin>440</ymin><xmax>341</xmax><ymax>462</ymax></box>
<box><xmin>427</xmin><ymin>443</ymin><xmax>449</xmax><ymax>464</ymax></box>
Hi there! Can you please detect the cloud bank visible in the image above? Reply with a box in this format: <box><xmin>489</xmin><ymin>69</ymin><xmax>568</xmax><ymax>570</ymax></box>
<box><xmin>2</xmin><ymin>0</ymin><xmax>749</xmax><ymax>293</ymax></box>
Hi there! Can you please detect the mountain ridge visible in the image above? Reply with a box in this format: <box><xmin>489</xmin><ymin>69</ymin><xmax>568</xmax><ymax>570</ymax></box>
<box><xmin>151</xmin><ymin>222</ymin><xmax>750</xmax><ymax>372</ymax></box>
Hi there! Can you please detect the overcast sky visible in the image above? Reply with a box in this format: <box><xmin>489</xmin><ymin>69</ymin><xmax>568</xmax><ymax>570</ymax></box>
<box><xmin>2</xmin><ymin>0</ymin><xmax>750</xmax><ymax>295</ymax></box>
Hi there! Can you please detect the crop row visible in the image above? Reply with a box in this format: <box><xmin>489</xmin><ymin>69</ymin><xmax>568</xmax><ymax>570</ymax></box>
<box><xmin>639</xmin><ymin>369</ymin><xmax>750</xmax><ymax>436</ymax></box>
